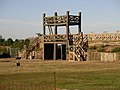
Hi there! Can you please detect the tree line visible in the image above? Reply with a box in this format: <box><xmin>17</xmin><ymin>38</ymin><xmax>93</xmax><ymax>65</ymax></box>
<box><xmin>0</xmin><ymin>38</ymin><xmax>30</xmax><ymax>49</ymax></box>
<box><xmin>0</xmin><ymin>38</ymin><xmax>30</xmax><ymax>57</ymax></box>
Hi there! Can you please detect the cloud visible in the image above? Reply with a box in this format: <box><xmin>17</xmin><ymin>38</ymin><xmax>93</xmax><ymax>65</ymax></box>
<box><xmin>0</xmin><ymin>19</ymin><xmax>40</xmax><ymax>26</ymax></box>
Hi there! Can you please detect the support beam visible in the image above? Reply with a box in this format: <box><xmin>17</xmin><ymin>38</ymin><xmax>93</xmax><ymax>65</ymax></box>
<box><xmin>54</xmin><ymin>43</ymin><xmax>56</xmax><ymax>61</ymax></box>
<box><xmin>54</xmin><ymin>12</ymin><xmax>57</xmax><ymax>34</ymax></box>
<box><xmin>43</xmin><ymin>13</ymin><xmax>46</xmax><ymax>60</ymax></box>
<box><xmin>43</xmin><ymin>13</ymin><xmax>46</xmax><ymax>35</ymax></box>
<box><xmin>66</xmin><ymin>11</ymin><xmax>69</xmax><ymax>60</ymax></box>
<box><xmin>78</xmin><ymin>12</ymin><xmax>81</xmax><ymax>34</ymax></box>
<box><xmin>54</xmin><ymin>12</ymin><xmax>57</xmax><ymax>61</ymax></box>
<box><xmin>61</xmin><ymin>45</ymin><xmax>62</xmax><ymax>60</ymax></box>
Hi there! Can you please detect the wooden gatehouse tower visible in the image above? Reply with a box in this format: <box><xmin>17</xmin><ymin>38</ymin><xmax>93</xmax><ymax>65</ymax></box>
<box><xmin>43</xmin><ymin>11</ymin><xmax>88</xmax><ymax>61</ymax></box>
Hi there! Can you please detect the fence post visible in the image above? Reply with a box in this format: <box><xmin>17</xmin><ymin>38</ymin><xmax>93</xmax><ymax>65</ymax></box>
<box><xmin>54</xmin><ymin>72</ymin><xmax>56</xmax><ymax>90</ymax></box>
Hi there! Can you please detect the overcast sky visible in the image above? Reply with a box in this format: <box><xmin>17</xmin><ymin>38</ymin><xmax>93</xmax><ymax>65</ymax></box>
<box><xmin>0</xmin><ymin>0</ymin><xmax>120</xmax><ymax>40</ymax></box>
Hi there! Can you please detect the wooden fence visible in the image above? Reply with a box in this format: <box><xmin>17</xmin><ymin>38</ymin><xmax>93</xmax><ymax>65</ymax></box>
<box><xmin>87</xmin><ymin>52</ymin><xmax>120</xmax><ymax>61</ymax></box>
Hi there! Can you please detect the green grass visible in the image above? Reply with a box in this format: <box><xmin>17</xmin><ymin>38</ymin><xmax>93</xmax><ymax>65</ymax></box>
<box><xmin>0</xmin><ymin>59</ymin><xmax>120</xmax><ymax>90</ymax></box>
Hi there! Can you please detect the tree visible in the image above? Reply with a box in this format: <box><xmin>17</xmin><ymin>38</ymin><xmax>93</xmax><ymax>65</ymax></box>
<box><xmin>13</xmin><ymin>39</ymin><xmax>20</xmax><ymax>49</ymax></box>
<box><xmin>36</xmin><ymin>33</ymin><xmax>42</xmax><ymax>37</ymax></box>
<box><xmin>0</xmin><ymin>39</ymin><xmax>5</xmax><ymax>46</ymax></box>
<box><xmin>24</xmin><ymin>38</ymin><xmax>30</xmax><ymax>47</ymax></box>
<box><xmin>6</xmin><ymin>38</ymin><xmax>13</xmax><ymax>46</ymax></box>
<box><xmin>0</xmin><ymin>35</ymin><xmax>2</xmax><ymax>39</ymax></box>
<box><xmin>15</xmin><ymin>39</ymin><xmax>19</xmax><ymax>42</ymax></box>
<box><xmin>13</xmin><ymin>38</ymin><xmax>30</xmax><ymax>50</ymax></box>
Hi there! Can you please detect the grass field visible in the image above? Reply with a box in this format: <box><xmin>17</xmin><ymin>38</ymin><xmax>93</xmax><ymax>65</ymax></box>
<box><xmin>0</xmin><ymin>59</ymin><xmax>120</xmax><ymax>90</ymax></box>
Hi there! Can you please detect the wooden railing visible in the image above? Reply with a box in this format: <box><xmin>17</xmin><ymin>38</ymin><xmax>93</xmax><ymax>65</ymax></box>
<box><xmin>44</xmin><ymin>15</ymin><xmax>80</xmax><ymax>26</ymax></box>
<box><xmin>44</xmin><ymin>34</ymin><xmax>67</xmax><ymax>42</ymax></box>
<box><xmin>44</xmin><ymin>34</ymin><xmax>84</xmax><ymax>42</ymax></box>
<box><xmin>69</xmin><ymin>15</ymin><xmax>79</xmax><ymax>25</ymax></box>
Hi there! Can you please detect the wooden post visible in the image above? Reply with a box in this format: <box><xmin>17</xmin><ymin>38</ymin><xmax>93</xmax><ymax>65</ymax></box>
<box><xmin>43</xmin><ymin>13</ymin><xmax>46</xmax><ymax>35</ymax></box>
<box><xmin>54</xmin><ymin>12</ymin><xmax>57</xmax><ymax>34</ymax></box>
<box><xmin>61</xmin><ymin>45</ymin><xmax>62</xmax><ymax>60</ymax></box>
<box><xmin>54</xmin><ymin>12</ymin><xmax>57</xmax><ymax>61</ymax></box>
<box><xmin>66</xmin><ymin>11</ymin><xmax>69</xmax><ymax>60</ymax></box>
<box><xmin>54</xmin><ymin>42</ymin><xmax>56</xmax><ymax>61</ymax></box>
<box><xmin>78</xmin><ymin>12</ymin><xmax>81</xmax><ymax>34</ymax></box>
<box><xmin>54</xmin><ymin>72</ymin><xmax>56</xmax><ymax>90</ymax></box>
<box><xmin>43</xmin><ymin>13</ymin><xmax>45</xmax><ymax>60</ymax></box>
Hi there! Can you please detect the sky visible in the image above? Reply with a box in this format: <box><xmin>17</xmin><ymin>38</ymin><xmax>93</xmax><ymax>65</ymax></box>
<box><xmin>0</xmin><ymin>0</ymin><xmax>120</xmax><ymax>40</ymax></box>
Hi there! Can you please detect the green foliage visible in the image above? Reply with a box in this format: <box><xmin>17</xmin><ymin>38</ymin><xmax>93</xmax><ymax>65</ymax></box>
<box><xmin>100</xmin><ymin>44</ymin><xmax>105</xmax><ymax>48</ymax></box>
<box><xmin>97</xmin><ymin>45</ymin><xmax>105</xmax><ymax>52</ymax></box>
<box><xmin>36</xmin><ymin>33</ymin><xmax>42</xmax><ymax>37</ymax></box>
<box><xmin>111</xmin><ymin>47</ymin><xmax>120</xmax><ymax>52</ymax></box>
<box><xmin>0</xmin><ymin>46</ymin><xmax>8</xmax><ymax>54</ymax></box>
<box><xmin>24</xmin><ymin>39</ymin><xmax>30</xmax><ymax>47</ymax></box>
<box><xmin>6</xmin><ymin>38</ymin><xmax>13</xmax><ymax>46</ymax></box>
<box><xmin>0</xmin><ymin>38</ymin><xmax>30</xmax><ymax>54</ymax></box>
<box><xmin>100</xmin><ymin>44</ymin><xmax>109</xmax><ymax>48</ymax></box>
<box><xmin>97</xmin><ymin>47</ymin><xmax>105</xmax><ymax>52</ymax></box>
<box><xmin>13</xmin><ymin>39</ymin><xmax>30</xmax><ymax>50</ymax></box>
<box><xmin>0</xmin><ymin>39</ymin><xmax>5</xmax><ymax>46</ymax></box>
<box><xmin>0</xmin><ymin>38</ymin><xmax>13</xmax><ymax>46</ymax></box>
<box><xmin>88</xmin><ymin>46</ymin><xmax>96</xmax><ymax>50</ymax></box>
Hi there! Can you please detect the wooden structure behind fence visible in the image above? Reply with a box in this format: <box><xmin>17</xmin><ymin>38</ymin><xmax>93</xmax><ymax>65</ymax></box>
<box><xmin>85</xmin><ymin>31</ymin><xmax>120</xmax><ymax>42</ymax></box>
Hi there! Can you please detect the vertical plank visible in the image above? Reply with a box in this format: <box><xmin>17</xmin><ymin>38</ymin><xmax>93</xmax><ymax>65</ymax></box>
<box><xmin>61</xmin><ymin>45</ymin><xmax>62</xmax><ymax>60</ymax></box>
<box><xmin>78</xmin><ymin>12</ymin><xmax>81</xmax><ymax>34</ymax></box>
<box><xmin>54</xmin><ymin>12</ymin><xmax>57</xmax><ymax>35</ymax></box>
<box><xmin>66</xmin><ymin>11</ymin><xmax>69</xmax><ymax>60</ymax></box>
<box><xmin>54</xmin><ymin>12</ymin><xmax>57</xmax><ymax>61</ymax></box>
<box><xmin>43</xmin><ymin>13</ymin><xmax>46</xmax><ymax>61</ymax></box>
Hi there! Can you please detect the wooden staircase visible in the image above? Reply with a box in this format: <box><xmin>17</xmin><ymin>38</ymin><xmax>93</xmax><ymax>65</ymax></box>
<box><xmin>69</xmin><ymin>35</ymin><xmax>88</xmax><ymax>61</ymax></box>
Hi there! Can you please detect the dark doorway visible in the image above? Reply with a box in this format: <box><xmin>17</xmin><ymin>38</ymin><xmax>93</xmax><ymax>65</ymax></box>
<box><xmin>56</xmin><ymin>44</ymin><xmax>61</xmax><ymax>59</ymax></box>
<box><xmin>62</xmin><ymin>44</ymin><xmax>66</xmax><ymax>60</ymax></box>
<box><xmin>44</xmin><ymin>44</ymin><xmax>66</xmax><ymax>60</ymax></box>
<box><xmin>56</xmin><ymin>44</ymin><xmax>66</xmax><ymax>60</ymax></box>
<box><xmin>44</xmin><ymin>44</ymin><xmax>54</xmax><ymax>60</ymax></box>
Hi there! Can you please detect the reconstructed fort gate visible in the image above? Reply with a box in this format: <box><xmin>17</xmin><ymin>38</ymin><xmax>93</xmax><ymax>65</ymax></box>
<box><xmin>43</xmin><ymin>11</ymin><xmax>88</xmax><ymax>61</ymax></box>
